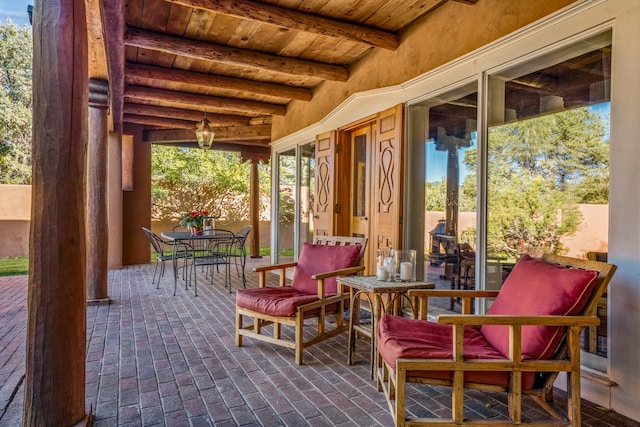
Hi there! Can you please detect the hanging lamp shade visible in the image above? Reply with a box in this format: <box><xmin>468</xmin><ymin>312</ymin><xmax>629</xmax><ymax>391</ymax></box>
<box><xmin>196</xmin><ymin>116</ymin><xmax>215</xmax><ymax>148</ymax></box>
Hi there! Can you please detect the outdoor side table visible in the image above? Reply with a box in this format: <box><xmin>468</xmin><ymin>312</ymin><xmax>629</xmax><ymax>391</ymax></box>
<box><xmin>337</xmin><ymin>276</ymin><xmax>435</xmax><ymax>379</ymax></box>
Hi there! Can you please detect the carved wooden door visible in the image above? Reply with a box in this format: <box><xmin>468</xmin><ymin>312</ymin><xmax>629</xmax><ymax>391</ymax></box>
<box><xmin>370</xmin><ymin>104</ymin><xmax>405</xmax><ymax>267</ymax></box>
<box><xmin>314</xmin><ymin>130</ymin><xmax>336</xmax><ymax>236</ymax></box>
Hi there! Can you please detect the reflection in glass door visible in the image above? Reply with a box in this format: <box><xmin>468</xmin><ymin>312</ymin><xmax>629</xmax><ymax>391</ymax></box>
<box><xmin>275</xmin><ymin>143</ymin><xmax>316</xmax><ymax>265</ymax></box>
<box><xmin>408</xmin><ymin>83</ymin><xmax>478</xmax><ymax>311</ymax></box>
<box><xmin>299</xmin><ymin>142</ymin><xmax>315</xmax><ymax>250</ymax></box>
<box><xmin>487</xmin><ymin>32</ymin><xmax>611</xmax><ymax>364</ymax></box>
<box><xmin>277</xmin><ymin>148</ymin><xmax>296</xmax><ymax>263</ymax></box>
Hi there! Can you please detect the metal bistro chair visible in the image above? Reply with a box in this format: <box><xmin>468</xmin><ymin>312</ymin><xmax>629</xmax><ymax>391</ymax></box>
<box><xmin>142</xmin><ymin>227</ymin><xmax>189</xmax><ymax>288</ymax></box>
<box><xmin>230</xmin><ymin>225</ymin><xmax>252</xmax><ymax>288</ymax></box>
<box><xmin>185</xmin><ymin>229</ymin><xmax>235</xmax><ymax>296</ymax></box>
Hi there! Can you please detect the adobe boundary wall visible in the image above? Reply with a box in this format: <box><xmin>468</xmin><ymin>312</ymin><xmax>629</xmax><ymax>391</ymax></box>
<box><xmin>1</xmin><ymin>184</ymin><xmax>607</xmax><ymax>259</ymax></box>
<box><xmin>0</xmin><ymin>184</ymin><xmax>31</xmax><ymax>257</ymax></box>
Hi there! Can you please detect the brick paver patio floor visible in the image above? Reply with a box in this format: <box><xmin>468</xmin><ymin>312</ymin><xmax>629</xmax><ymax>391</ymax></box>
<box><xmin>1</xmin><ymin>258</ymin><xmax>638</xmax><ymax>426</ymax></box>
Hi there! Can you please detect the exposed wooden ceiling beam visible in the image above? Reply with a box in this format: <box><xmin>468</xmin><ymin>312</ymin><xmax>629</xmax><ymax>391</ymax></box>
<box><xmin>125</xmin><ymin>85</ymin><xmax>287</xmax><ymax>116</ymax></box>
<box><xmin>166</xmin><ymin>0</ymin><xmax>398</xmax><ymax>51</ymax></box>
<box><xmin>124</xmin><ymin>114</ymin><xmax>197</xmax><ymax>129</ymax></box>
<box><xmin>101</xmin><ymin>0</ymin><xmax>125</xmax><ymax>132</ymax></box>
<box><xmin>123</xmin><ymin>103</ymin><xmax>251</xmax><ymax>126</ymax></box>
<box><xmin>249</xmin><ymin>116</ymin><xmax>272</xmax><ymax>126</ymax></box>
<box><xmin>126</xmin><ymin>63</ymin><xmax>312</xmax><ymax>101</ymax></box>
<box><xmin>125</xmin><ymin>27</ymin><xmax>349</xmax><ymax>82</ymax></box>
<box><xmin>151</xmin><ymin>141</ymin><xmax>271</xmax><ymax>156</ymax></box>
<box><xmin>145</xmin><ymin>126</ymin><xmax>271</xmax><ymax>143</ymax></box>
<box><xmin>86</xmin><ymin>0</ymin><xmax>108</xmax><ymax>79</ymax></box>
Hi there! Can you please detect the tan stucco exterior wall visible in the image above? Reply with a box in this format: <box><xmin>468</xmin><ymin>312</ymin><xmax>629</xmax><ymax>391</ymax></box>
<box><xmin>272</xmin><ymin>0</ymin><xmax>576</xmax><ymax>140</ymax></box>
<box><xmin>122</xmin><ymin>124</ymin><xmax>152</xmax><ymax>265</ymax></box>
<box><xmin>0</xmin><ymin>184</ymin><xmax>31</xmax><ymax>257</ymax></box>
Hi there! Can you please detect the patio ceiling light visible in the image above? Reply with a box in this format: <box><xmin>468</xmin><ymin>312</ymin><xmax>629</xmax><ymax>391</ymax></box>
<box><xmin>195</xmin><ymin>113</ymin><xmax>215</xmax><ymax>149</ymax></box>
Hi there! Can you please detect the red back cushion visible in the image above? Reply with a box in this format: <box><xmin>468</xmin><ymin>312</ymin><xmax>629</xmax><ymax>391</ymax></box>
<box><xmin>291</xmin><ymin>242</ymin><xmax>362</xmax><ymax>295</ymax></box>
<box><xmin>481</xmin><ymin>254</ymin><xmax>598</xmax><ymax>360</ymax></box>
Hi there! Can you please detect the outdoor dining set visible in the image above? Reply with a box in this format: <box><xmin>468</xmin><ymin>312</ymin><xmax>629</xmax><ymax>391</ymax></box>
<box><xmin>142</xmin><ymin>224</ymin><xmax>252</xmax><ymax>297</ymax></box>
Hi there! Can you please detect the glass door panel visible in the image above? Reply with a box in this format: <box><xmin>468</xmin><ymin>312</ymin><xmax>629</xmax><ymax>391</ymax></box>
<box><xmin>299</xmin><ymin>141</ymin><xmax>315</xmax><ymax>250</ymax></box>
<box><xmin>277</xmin><ymin>148</ymin><xmax>296</xmax><ymax>263</ymax></box>
<box><xmin>410</xmin><ymin>83</ymin><xmax>478</xmax><ymax>311</ymax></box>
<box><xmin>487</xmin><ymin>33</ymin><xmax>611</xmax><ymax>362</ymax></box>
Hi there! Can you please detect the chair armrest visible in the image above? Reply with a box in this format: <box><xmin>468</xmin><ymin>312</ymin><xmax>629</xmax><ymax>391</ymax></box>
<box><xmin>310</xmin><ymin>265</ymin><xmax>365</xmax><ymax>299</ymax></box>
<box><xmin>436</xmin><ymin>314</ymin><xmax>601</xmax><ymax>327</ymax></box>
<box><xmin>253</xmin><ymin>262</ymin><xmax>298</xmax><ymax>273</ymax></box>
<box><xmin>311</xmin><ymin>265</ymin><xmax>365</xmax><ymax>280</ymax></box>
<box><xmin>433</xmin><ymin>314</ymin><xmax>600</xmax><ymax>361</ymax></box>
<box><xmin>253</xmin><ymin>262</ymin><xmax>298</xmax><ymax>288</ymax></box>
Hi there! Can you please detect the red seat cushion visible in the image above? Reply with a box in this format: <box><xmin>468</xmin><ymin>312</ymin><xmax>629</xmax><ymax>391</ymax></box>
<box><xmin>481</xmin><ymin>255</ymin><xmax>598</xmax><ymax>360</ymax></box>
<box><xmin>236</xmin><ymin>287</ymin><xmax>318</xmax><ymax>317</ymax></box>
<box><xmin>291</xmin><ymin>242</ymin><xmax>362</xmax><ymax>295</ymax></box>
<box><xmin>377</xmin><ymin>314</ymin><xmax>525</xmax><ymax>388</ymax></box>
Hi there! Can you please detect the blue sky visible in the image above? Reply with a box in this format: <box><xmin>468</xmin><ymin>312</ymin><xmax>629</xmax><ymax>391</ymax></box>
<box><xmin>425</xmin><ymin>102</ymin><xmax>611</xmax><ymax>182</ymax></box>
<box><xmin>0</xmin><ymin>0</ymin><xmax>32</xmax><ymax>27</ymax></box>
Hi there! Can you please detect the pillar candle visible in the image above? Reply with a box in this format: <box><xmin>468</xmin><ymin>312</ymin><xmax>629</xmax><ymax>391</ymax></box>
<box><xmin>400</xmin><ymin>261</ymin><xmax>412</xmax><ymax>281</ymax></box>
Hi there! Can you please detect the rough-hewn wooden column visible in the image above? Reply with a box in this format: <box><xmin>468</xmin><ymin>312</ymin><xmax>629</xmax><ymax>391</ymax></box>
<box><xmin>242</xmin><ymin>153</ymin><xmax>268</xmax><ymax>258</ymax></box>
<box><xmin>24</xmin><ymin>0</ymin><xmax>90</xmax><ymax>425</ymax></box>
<box><xmin>249</xmin><ymin>158</ymin><xmax>261</xmax><ymax>257</ymax></box>
<box><xmin>107</xmin><ymin>130</ymin><xmax>123</xmax><ymax>269</ymax></box>
<box><xmin>87</xmin><ymin>78</ymin><xmax>111</xmax><ymax>304</ymax></box>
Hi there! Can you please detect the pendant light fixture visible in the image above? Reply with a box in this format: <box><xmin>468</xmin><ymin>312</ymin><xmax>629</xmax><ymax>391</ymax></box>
<box><xmin>195</xmin><ymin>112</ymin><xmax>215</xmax><ymax>148</ymax></box>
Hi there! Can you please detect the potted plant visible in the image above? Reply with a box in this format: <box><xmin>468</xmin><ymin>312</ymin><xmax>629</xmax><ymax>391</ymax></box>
<box><xmin>179</xmin><ymin>210</ymin><xmax>209</xmax><ymax>234</ymax></box>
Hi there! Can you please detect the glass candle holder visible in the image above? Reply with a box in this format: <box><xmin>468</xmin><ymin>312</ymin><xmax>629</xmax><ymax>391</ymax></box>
<box><xmin>376</xmin><ymin>248</ymin><xmax>390</xmax><ymax>281</ymax></box>
<box><xmin>393</xmin><ymin>249</ymin><xmax>416</xmax><ymax>281</ymax></box>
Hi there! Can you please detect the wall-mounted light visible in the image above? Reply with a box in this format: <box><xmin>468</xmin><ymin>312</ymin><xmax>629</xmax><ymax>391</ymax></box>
<box><xmin>195</xmin><ymin>113</ymin><xmax>215</xmax><ymax>149</ymax></box>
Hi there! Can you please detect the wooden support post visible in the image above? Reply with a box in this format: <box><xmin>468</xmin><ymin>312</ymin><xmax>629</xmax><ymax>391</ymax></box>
<box><xmin>87</xmin><ymin>78</ymin><xmax>111</xmax><ymax>304</ymax></box>
<box><xmin>24</xmin><ymin>0</ymin><xmax>91</xmax><ymax>424</ymax></box>
<box><xmin>107</xmin><ymin>130</ymin><xmax>123</xmax><ymax>269</ymax></box>
<box><xmin>242</xmin><ymin>151</ymin><xmax>268</xmax><ymax>258</ymax></box>
<box><xmin>249</xmin><ymin>158</ymin><xmax>261</xmax><ymax>258</ymax></box>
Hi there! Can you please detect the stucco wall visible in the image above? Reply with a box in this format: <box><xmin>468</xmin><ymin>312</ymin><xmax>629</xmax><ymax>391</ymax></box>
<box><xmin>122</xmin><ymin>125</ymin><xmax>152</xmax><ymax>266</ymax></box>
<box><xmin>272</xmin><ymin>0</ymin><xmax>576</xmax><ymax>140</ymax></box>
<box><xmin>425</xmin><ymin>205</ymin><xmax>609</xmax><ymax>258</ymax></box>
<box><xmin>0</xmin><ymin>184</ymin><xmax>31</xmax><ymax>257</ymax></box>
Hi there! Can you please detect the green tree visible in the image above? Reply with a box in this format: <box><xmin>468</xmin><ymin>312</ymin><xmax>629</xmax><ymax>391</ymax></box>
<box><xmin>463</xmin><ymin>107</ymin><xmax>609</xmax><ymax>257</ymax></box>
<box><xmin>0</xmin><ymin>21</ymin><xmax>32</xmax><ymax>184</ymax></box>
<box><xmin>151</xmin><ymin>146</ymin><xmax>271</xmax><ymax>223</ymax></box>
<box><xmin>425</xmin><ymin>179</ymin><xmax>446</xmax><ymax>211</ymax></box>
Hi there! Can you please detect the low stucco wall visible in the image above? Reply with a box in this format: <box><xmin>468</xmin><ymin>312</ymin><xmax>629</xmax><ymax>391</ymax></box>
<box><xmin>0</xmin><ymin>184</ymin><xmax>31</xmax><ymax>257</ymax></box>
<box><xmin>0</xmin><ymin>183</ymin><xmax>607</xmax><ymax>259</ymax></box>
<box><xmin>425</xmin><ymin>205</ymin><xmax>609</xmax><ymax>258</ymax></box>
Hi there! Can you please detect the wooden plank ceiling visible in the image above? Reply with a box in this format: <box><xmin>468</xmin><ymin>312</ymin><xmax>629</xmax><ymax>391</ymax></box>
<box><xmin>107</xmin><ymin>0</ymin><xmax>479</xmax><ymax>155</ymax></box>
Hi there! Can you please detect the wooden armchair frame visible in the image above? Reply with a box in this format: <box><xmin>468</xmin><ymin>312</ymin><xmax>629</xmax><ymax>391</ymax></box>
<box><xmin>235</xmin><ymin>236</ymin><xmax>367</xmax><ymax>364</ymax></box>
<box><xmin>377</xmin><ymin>253</ymin><xmax>616</xmax><ymax>426</ymax></box>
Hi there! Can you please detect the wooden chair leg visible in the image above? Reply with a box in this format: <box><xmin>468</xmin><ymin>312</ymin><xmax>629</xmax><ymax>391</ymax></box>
<box><xmin>295</xmin><ymin>313</ymin><xmax>304</xmax><ymax>365</ymax></box>
<box><xmin>567</xmin><ymin>327</ymin><xmax>582</xmax><ymax>426</ymax></box>
<box><xmin>235</xmin><ymin>308</ymin><xmax>243</xmax><ymax>347</ymax></box>
<box><xmin>395</xmin><ymin>366</ymin><xmax>405</xmax><ymax>426</ymax></box>
<box><xmin>568</xmin><ymin>370</ymin><xmax>582</xmax><ymax>426</ymax></box>
<box><xmin>452</xmin><ymin>370</ymin><xmax>464</xmax><ymax>423</ymax></box>
<box><xmin>508</xmin><ymin>371</ymin><xmax>522</xmax><ymax>423</ymax></box>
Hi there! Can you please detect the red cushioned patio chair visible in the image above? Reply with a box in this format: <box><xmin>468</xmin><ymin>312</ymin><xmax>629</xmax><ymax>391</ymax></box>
<box><xmin>377</xmin><ymin>253</ymin><xmax>616</xmax><ymax>426</ymax></box>
<box><xmin>235</xmin><ymin>235</ymin><xmax>367</xmax><ymax>364</ymax></box>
